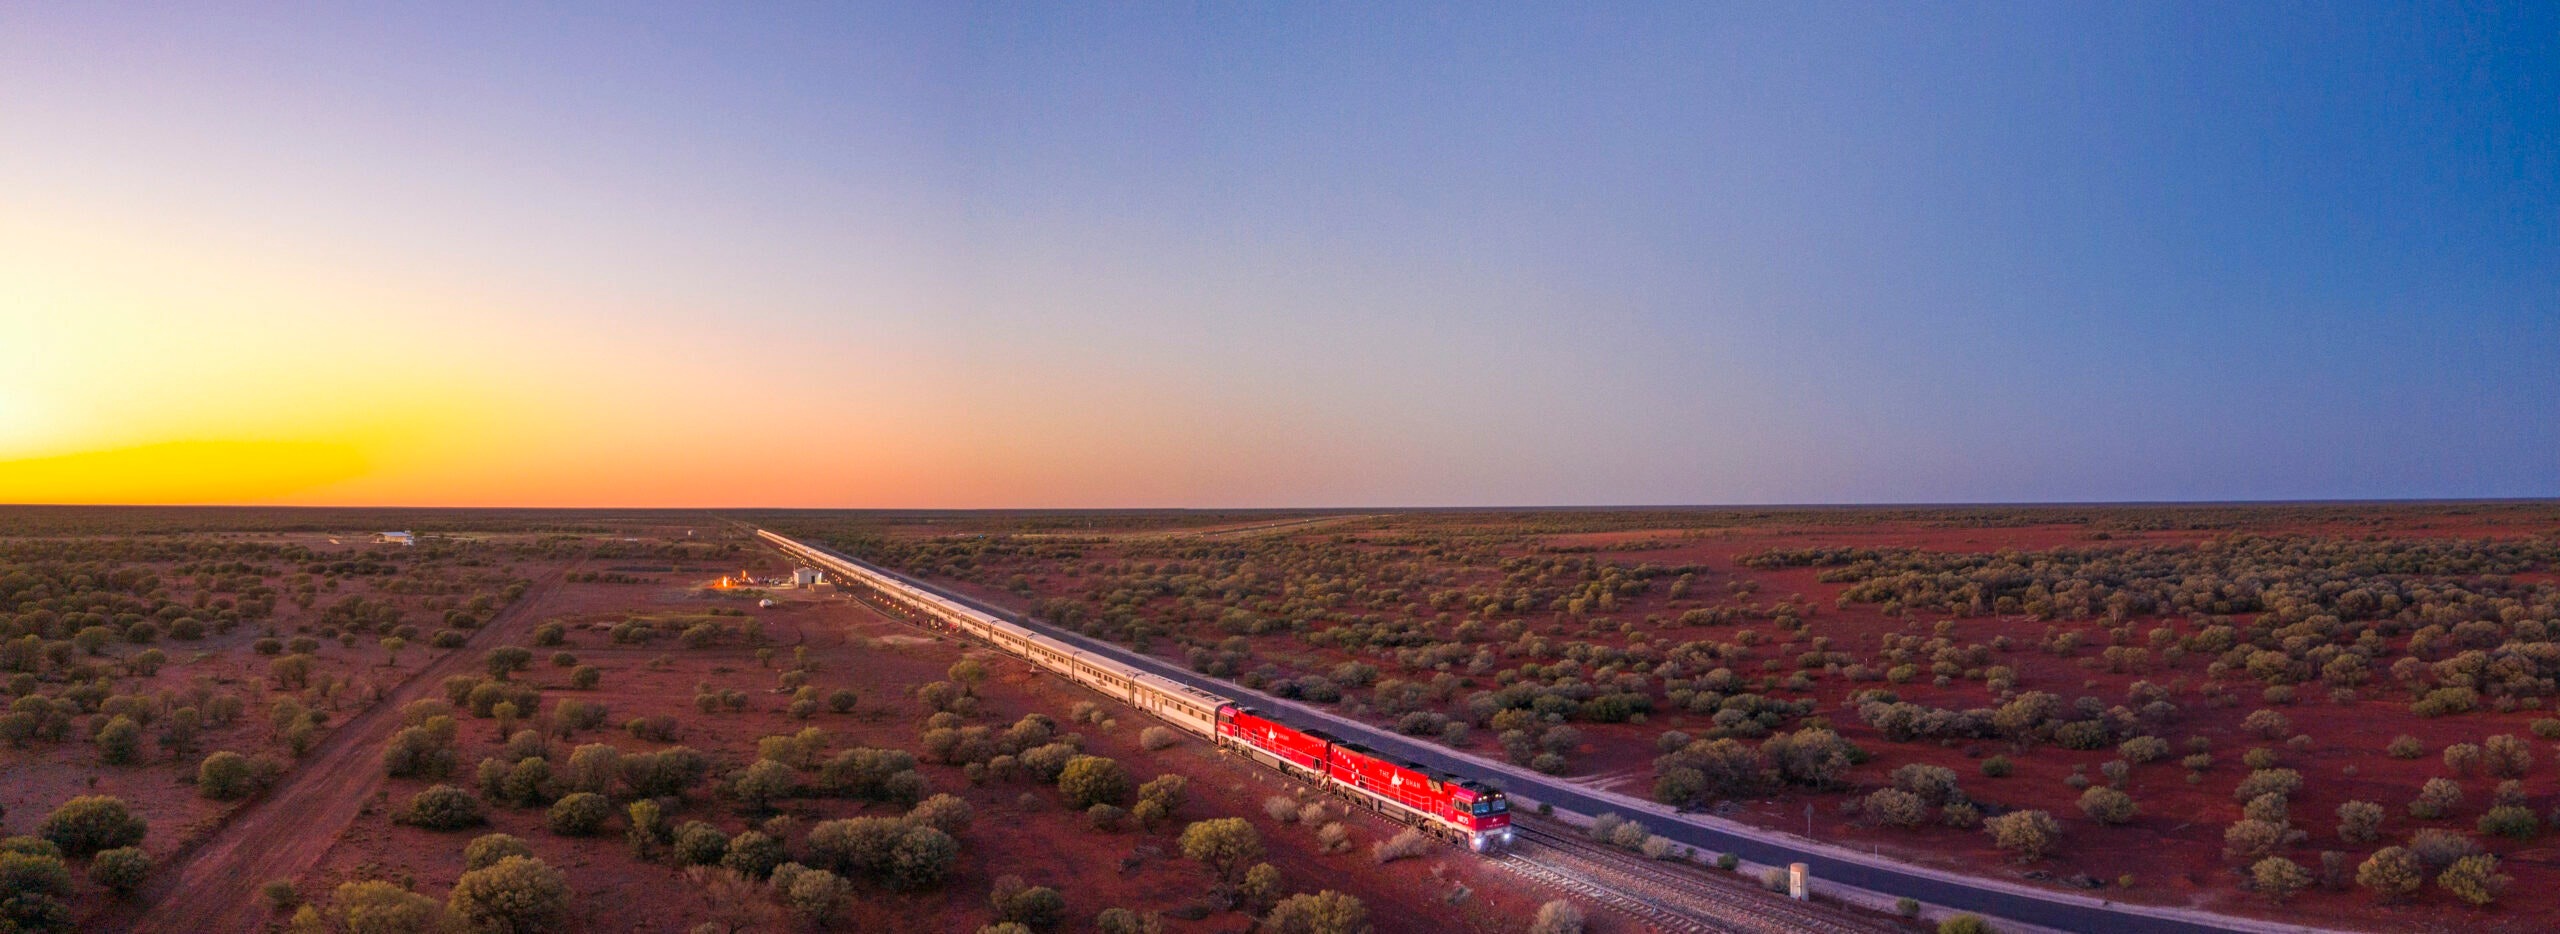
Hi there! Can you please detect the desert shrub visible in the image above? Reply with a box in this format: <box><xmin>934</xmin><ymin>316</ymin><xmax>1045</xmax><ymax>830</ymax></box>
<box><xmin>888</xmin><ymin>824</ymin><xmax>959</xmax><ymax>890</ymax></box>
<box><xmin>399</xmin><ymin>786</ymin><xmax>486</xmax><ymax>831</ymax></box>
<box><xmin>2231</xmin><ymin>768</ymin><xmax>2301</xmax><ymax>803</ymax></box>
<box><xmin>909</xmin><ymin>794</ymin><xmax>974</xmax><ymax>835</ymax></box>
<box><xmin>1528</xmin><ymin>899</ymin><xmax>1585</xmax><ymax>934</ymax></box>
<box><xmin>1</xmin><ymin>838</ymin><xmax>60</xmax><ymax>859</ymax></box>
<box><xmin>1866</xmin><ymin>789</ymin><xmax>1928</xmax><ymax>829</ymax></box>
<box><xmin>1891</xmin><ymin>764</ymin><xmax>1961</xmax><ymax>804</ymax></box>
<box><xmin>1085</xmin><ymin>798</ymin><xmax>1126</xmax><ymax>829</ymax></box>
<box><xmin>1140</xmin><ymin>727</ymin><xmax>1176</xmax><ymax>751</ymax></box>
<box><xmin>2438</xmin><ymin>853</ymin><xmax>2509</xmax><ymax>906</ymax></box>
<box><xmin>2407</xmin><ymin>828</ymin><xmax>2483</xmax><ymax>867</ymax></box>
<box><xmin>1936</xmin><ymin>914</ymin><xmax>1993</xmax><ymax>934</ymax></box>
<box><xmin>322</xmin><ymin>880</ymin><xmax>448</xmax><ymax>933</ymax></box>
<box><xmin>722</xmin><ymin>831</ymin><xmax>786</xmax><ymax>880</ymax></box>
<box><xmin>989</xmin><ymin>875</ymin><xmax>1067</xmax><ymax>929</ymax></box>
<box><xmin>732</xmin><ymin>759</ymin><xmax>797</xmax><ymax>812</ymax></box>
<box><xmin>1094</xmin><ymin>908</ymin><xmax>1164</xmax><ymax>934</ymax></box>
<box><xmin>2078</xmin><ymin>787</ymin><xmax>2137</xmax><ymax>825</ymax></box>
<box><xmin>569</xmin><ymin>666</ymin><xmax>601</xmax><ymax>690</ymax></box>
<box><xmin>1985</xmin><ymin>810</ymin><xmax>2058</xmax><ymax>861</ymax></box>
<box><xmin>1374</xmin><ymin>828</ymin><xmax>1431</xmax><ymax>864</ymax></box>
<box><xmin>619</xmin><ymin>747</ymin><xmax>710</xmax><ymax>798</ymax></box>
<box><xmin>1316</xmin><ymin>822</ymin><xmax>1350</xmax><ymax>853</ymax></box>
<box><xmin>2223</xmin><ymin>819</ymin><xmax>2286</xmax><ymax>863</ymax></box>
<box><xmin>546</xmin><ymin>793</ymin><xmax>612</xmax><ymax>837</ymax></box>
<box><xmin>2443</xmin><ymin>743</ymin><xmax>2483</xmax><ymax>775</ymax></box>
<box><xmin>1651</xmin><ymin>737</ymin><xmax>1765</xmax><ymax>806</ymax></box>
<box><xmin>624</xmin><ymin>800</ymin><xmax>667</xmax><ymax>857</ymax></box>
<box><xmin>2357</xmin><ymin>847</ymin><xmax>2422</xmax><ymax>901</ymax></box>
<box><xmin>464</xmin><ymin>833</ymin><xmax>533</xmax><ymax>871</ymax></box>
<box><xmin>1018</xmin><ymin>742</ymin><xmax>1082</xmax><ymax>782</ymax></box>
<box><xmin>1264</xmin><ymin>796</ymin><xmax>1298</xmax><ymax>822</ymax></box>
<box><xmin>384</xmin><ymin>721</ymin><xmax>459</xmax><ymax>779</ymax></box>
<box><xmin>821</xmin><ymin>747</ymin><xmax>920</xmax><ymax>800</ymax></box>
<box><xmin>1262</xmin><ymin>890</ymin><xmax>1365</xmax><ymax>934</ymax></box>
<box><xmin>1236</xmin><ymin>862</ymin><xmax>1284</xmax><ymax>913</ymax></box>
<box><xmin>94</xmin><ymin>716</ymin><xmax>141</xmax><ymax>765</ymax></box>
<box><xmin>552</xmin><ymin>699</ymin><xmax>609</xmax><ymax>735</ymax></box>
<box><xmin>1587</xmin><ymin>813</ymin><xmax>1628</xmax><ymax>843</ymax></box>
<box><xmin>0</xmin><ymin>849</ymin><xmax>73</xmax><ymax>929</ymax></box>
<box><xmin>2495</xmin><ymin>778</ymin><xmax>2529</xmax><ymax>807</ymax></box>
<box><xmin>1136</xmin><ymin>774</ymin><xmax>1186</xmax><ymax>816</ymax></box>
<box><xmin>2478</xmin><ymin>805</ymin><xmax>2538</xmax><ymax>840</ymax></box>
<box><xmin>1761</xmin><ymin>728</ymin><xmax>1859</xmax><ymax>789</ymax></box>
<box><xmin>1179</xmin><ymin>818</ymin><xmax>1263</xmax><ymax>884</ymax></box>
<box><xmin>446</xmin><ymin>855</ymin><xmax>568</xmax><ymax>933</ymax></box>
<box><xmin>562</xmin><ymin>744</ymin><xmax>619</xmax><ymax>796</ymax></box>
<box><xmin>1980</xmin><ymin>756</ymin><xmax>2011</xmax><ymax>778</ymax></box>
<box><xmin>197</xmin><ymin>750</ymin><xmax>269</xmax><ymax>800</ymax></box>
<box><xmin>807</xmin><ymin>817</ymin><xmax>907</xmax><ymax>875</ymax></box>
<box><xmin>2484</xmin><ymin>734</ymin><xmax>2533</xmax><ymax>777</ymax></box>
<box><xmin>484</xmin><ymin>646</ymin><xmax>534</xmax><ymax>680</ymax></box>
<box><xmin>783</xmin><ymin>867</ymin><xmax>852</xmax><ymax>924</ymax></box>
<box><xmin>672</xmin><ymin>821</ymin><xmax>730</xmax><ymax>866</ymax></box>
<box><xmin>1057</xmin><ymin>756</ymin><xmax>1131</xmax><ymax>809</ymax></box>
<box><xmin>2385</xmin><ymin>735</ymin><xmax>2423</xmax><ymax>758</ymax></box>
<box><xmin>2336</xmin><ymin>800</ymin><xmax>2383</xmax><ymax>844</ymax></box>
<box><xmin>2242</xmin><ymin>793</ymin><xmax>2289</xmax><ymax>825</ymax></box>
<box><xmin>463</xmin><ymin>681</ymin><xmax>540</xmax><ymax>719</ymax></box>
<box><xmin>2250</xmin><ymin>856</ymin><xmax>2308</xmax><ymax>902</ymax></box>
<box><xmin>40</xmin><ymin>796</ymin><xmax>146</xmax><ymax>856</ymax></box>
<box><xmin>2409</xmin><ymin>778</ymin><xmax>2462</xmax><ymax>820</ymax></box>
<box><xmin>88</xmin><ymin>846</ymin><xmax>150</xmax><ymax>897</ymax></box>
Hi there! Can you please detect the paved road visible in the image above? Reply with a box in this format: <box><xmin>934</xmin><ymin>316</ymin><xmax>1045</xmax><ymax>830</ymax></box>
<box><xmin>779</xmin><ymin>534</ymin><xmax>2328</xmax><ymax>934</ymax></box>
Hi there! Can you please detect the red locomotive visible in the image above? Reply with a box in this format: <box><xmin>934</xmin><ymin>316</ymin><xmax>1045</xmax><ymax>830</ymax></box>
<box><xmin>1219</xmin><ymin>706</ymin><xmax>1513</xmax><ymax>851</ymax></box>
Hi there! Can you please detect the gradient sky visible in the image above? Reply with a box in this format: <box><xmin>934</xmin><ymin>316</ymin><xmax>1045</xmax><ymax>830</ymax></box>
<box><xmin>1</xmin><ymin>3</ymin><xmax>2552</xmax><ymax>507</ymax></box>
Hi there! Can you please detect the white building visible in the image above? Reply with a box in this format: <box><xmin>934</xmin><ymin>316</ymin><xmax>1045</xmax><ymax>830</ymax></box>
<box><xmin>375</xmin><ymin>531</ymin><xmax>415</xmax><ymax>546</ymax></box>
<box><xmin>793</xmin><ymin>568</ymin><xmax>824</xmax><ymax>587</ymax></box>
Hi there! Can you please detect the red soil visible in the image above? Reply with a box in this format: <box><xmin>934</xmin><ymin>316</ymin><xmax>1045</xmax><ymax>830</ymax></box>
<box><xmin>267</xmin><ymin>578</ymin><xmax>1553</xmax><ymax>933</ymax></box>
<box><xmin>884</xmin><ymin>507</ymin><xmax>2560</xmax><ymax>932</ymax></box>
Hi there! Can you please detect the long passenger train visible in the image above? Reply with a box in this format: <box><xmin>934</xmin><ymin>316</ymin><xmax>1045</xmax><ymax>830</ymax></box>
<box><xmin>757</xmin><ymin>529</ymin><xmax>1515</xmax><ymax>851</ymax></box>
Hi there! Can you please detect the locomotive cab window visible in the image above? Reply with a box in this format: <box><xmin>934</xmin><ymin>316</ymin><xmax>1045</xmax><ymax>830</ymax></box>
<box><xmin>1471</xmin><ymin>796</ymin><xmax>1509</xmax><ymax>816</ymax></box>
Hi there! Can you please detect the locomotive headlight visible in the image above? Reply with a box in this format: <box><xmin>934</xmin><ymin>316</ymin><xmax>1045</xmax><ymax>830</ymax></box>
<box><xmin>1501</xmin><ymin>828</ymin><xmax>1515</xmax><ymax>844</ymax></box>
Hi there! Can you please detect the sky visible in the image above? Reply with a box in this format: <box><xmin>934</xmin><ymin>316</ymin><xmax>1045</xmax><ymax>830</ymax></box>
<box><xmin>0</xmin><ymin>2</ymin><xmax>2552</xmax><ymax>507</ymax></box>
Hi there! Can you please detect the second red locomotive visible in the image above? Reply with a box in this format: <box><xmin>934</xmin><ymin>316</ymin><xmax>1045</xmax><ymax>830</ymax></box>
<box><xmin>1219</xmin><ymin>706</ymin><xmax>1514</xmax><ymax>851</ymax></box>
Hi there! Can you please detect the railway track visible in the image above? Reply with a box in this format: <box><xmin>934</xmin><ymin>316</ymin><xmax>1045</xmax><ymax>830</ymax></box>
<box><xmin>1500</xmin><ymin>821</ymin><xmax>1901</xmax><ymax>934</ymax></box>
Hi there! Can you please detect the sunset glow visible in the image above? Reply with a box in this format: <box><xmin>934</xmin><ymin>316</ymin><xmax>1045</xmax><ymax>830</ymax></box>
<box><xmin>0</xmin><ymin>4</ymin><xmax>2549</xmax><ymax>506</ymax></box>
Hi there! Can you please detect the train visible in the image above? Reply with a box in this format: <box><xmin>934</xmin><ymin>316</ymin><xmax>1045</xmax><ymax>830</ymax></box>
<box><xmin>756</xmin><ymin>529</ymin><xmax>1516</xmax><ymax>851</ymax></box>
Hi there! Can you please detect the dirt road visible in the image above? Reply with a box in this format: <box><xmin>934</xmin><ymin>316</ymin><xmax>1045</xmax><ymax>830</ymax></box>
<box><xmin>112</xmin><ymin>560</ymin><xmax>579</xmax><ymax>933</ymax></box>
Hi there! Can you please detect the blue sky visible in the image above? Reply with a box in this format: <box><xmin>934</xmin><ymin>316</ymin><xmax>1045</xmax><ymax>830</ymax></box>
<box><xmin>0</xmin><ymin>2</ymin><xmax>2550</xmax><ymax>505</ymax></box>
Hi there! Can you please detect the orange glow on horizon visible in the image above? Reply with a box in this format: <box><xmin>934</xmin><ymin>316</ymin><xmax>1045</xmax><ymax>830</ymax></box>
<box><xmin>0</xmin><ymin>440</ymin><xmax>368</xmax><ymax>505</ymax></box>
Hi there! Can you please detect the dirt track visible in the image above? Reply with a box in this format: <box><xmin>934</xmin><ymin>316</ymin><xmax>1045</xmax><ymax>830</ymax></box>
<box><xmin>111</xmin><ymin>559</ymin><xmax>580</xmax><ymax>933</ymax></box>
